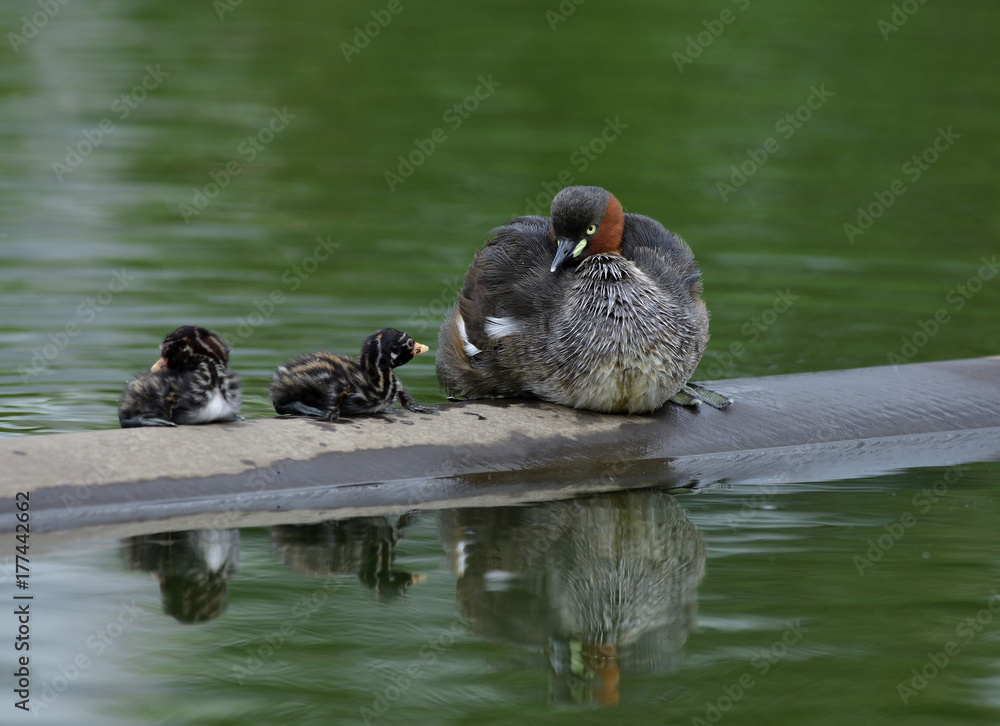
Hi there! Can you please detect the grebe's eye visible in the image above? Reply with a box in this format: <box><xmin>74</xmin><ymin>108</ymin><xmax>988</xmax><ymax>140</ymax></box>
<box><xmin>586</xmin><ymin>224</ymin><xmax>598</xmax><ymax>236</ymax></box>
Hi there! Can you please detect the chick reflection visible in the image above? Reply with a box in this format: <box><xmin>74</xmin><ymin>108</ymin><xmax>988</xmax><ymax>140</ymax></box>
<box><xmin>271</xmin><ymin>515</ymin><xmax>424</xmax><ymax>602</ymax></box>
<box><xmin>438</xmin><ymin>490</ymin><xmax>705</xmax><ymax>705</ymax></box>
<box><xmin>121</xmin><ymin>529</ymin><xmax>239</xmax><ymax>624</ymax></box>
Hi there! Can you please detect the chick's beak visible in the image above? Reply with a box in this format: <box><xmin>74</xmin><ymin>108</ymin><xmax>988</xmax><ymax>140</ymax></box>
<box><xmin>550</xmin><ymin>238</ymin><xmax>579</xmax><ymax>272</ymax></box>
<box><xmin>151</xmin><ymin>357</ymin><xmax>168</xmax><ymax>372</ymax></box>
<box><xmin>413</xmin><ymin>342</ymin><xmax>430</xmax><ymax>355</ymax></box>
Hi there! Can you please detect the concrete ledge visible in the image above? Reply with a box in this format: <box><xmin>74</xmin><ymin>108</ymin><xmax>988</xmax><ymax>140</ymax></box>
<box><xmin>2</xmin><ymin>358</ymin><xmax>999</xmax><ymax>544</ymax></box>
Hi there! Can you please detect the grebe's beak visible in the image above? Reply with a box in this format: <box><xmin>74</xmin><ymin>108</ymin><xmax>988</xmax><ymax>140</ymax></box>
<box><xmin>413</xmin><ymin>342</ymin><xmax>430</xmax><ymax>355</ymax></box>
<box><xmin>151</xmin><ymin>357</ymin><xmax>169</xmax><ymax>372</ymax></box>
<box><xmin>550</xmin><ymin>238</ymin><xmax>586</xmax><ymax>272</ymax></box>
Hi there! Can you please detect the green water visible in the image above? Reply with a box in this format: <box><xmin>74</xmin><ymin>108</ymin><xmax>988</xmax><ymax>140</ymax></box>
<box><xmin>1</xmin><ymin>0</ymin><xmax>999</xmax><ymax>723</ymax></box>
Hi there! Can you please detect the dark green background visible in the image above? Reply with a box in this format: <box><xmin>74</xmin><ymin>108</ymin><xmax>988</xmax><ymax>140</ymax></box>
<box><xmin>1</xmin><ymin>0</ymin><xmax>998</xmax><ymax>723</ymax></box>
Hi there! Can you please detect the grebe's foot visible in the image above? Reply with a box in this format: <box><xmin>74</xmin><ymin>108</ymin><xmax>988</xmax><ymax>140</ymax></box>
<box><xmin>120</xmin><ymin>416</ymin><xmax>177</xmax><ymax>428</ymax></box>
<box><xmin>274</xmin><ymin>401</ymin><xmax>329</xmax><ymax>419</ymax></box>
<box><xmin>404</xmin><ymin>403</ymin><xmax>437</xmax><ymax>415</ymax></box>
<box><xmin>398</xmin><ymin>388</ymin><xmax>436</xmax><ymax>414</ymax></box>
<box><xmin>683</xmin><ymin>383</ymin><xmax>733</xmax><ymax>410</ymax></box>
<box><xmin>668</xmin><ymin>389</ymin><xmax>701</xmax><ymax>407</ymax></box>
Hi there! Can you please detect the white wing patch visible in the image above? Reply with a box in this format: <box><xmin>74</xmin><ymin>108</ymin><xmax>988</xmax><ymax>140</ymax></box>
<box><xmin>484</xmin><ymin>316</ymin><xmax>520</xmax><ymax>339</ymax></box>
<box><xmin>457</xmin><ymin>315</ymin><xmax>482</xmax><ymax>357</ymax></box>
